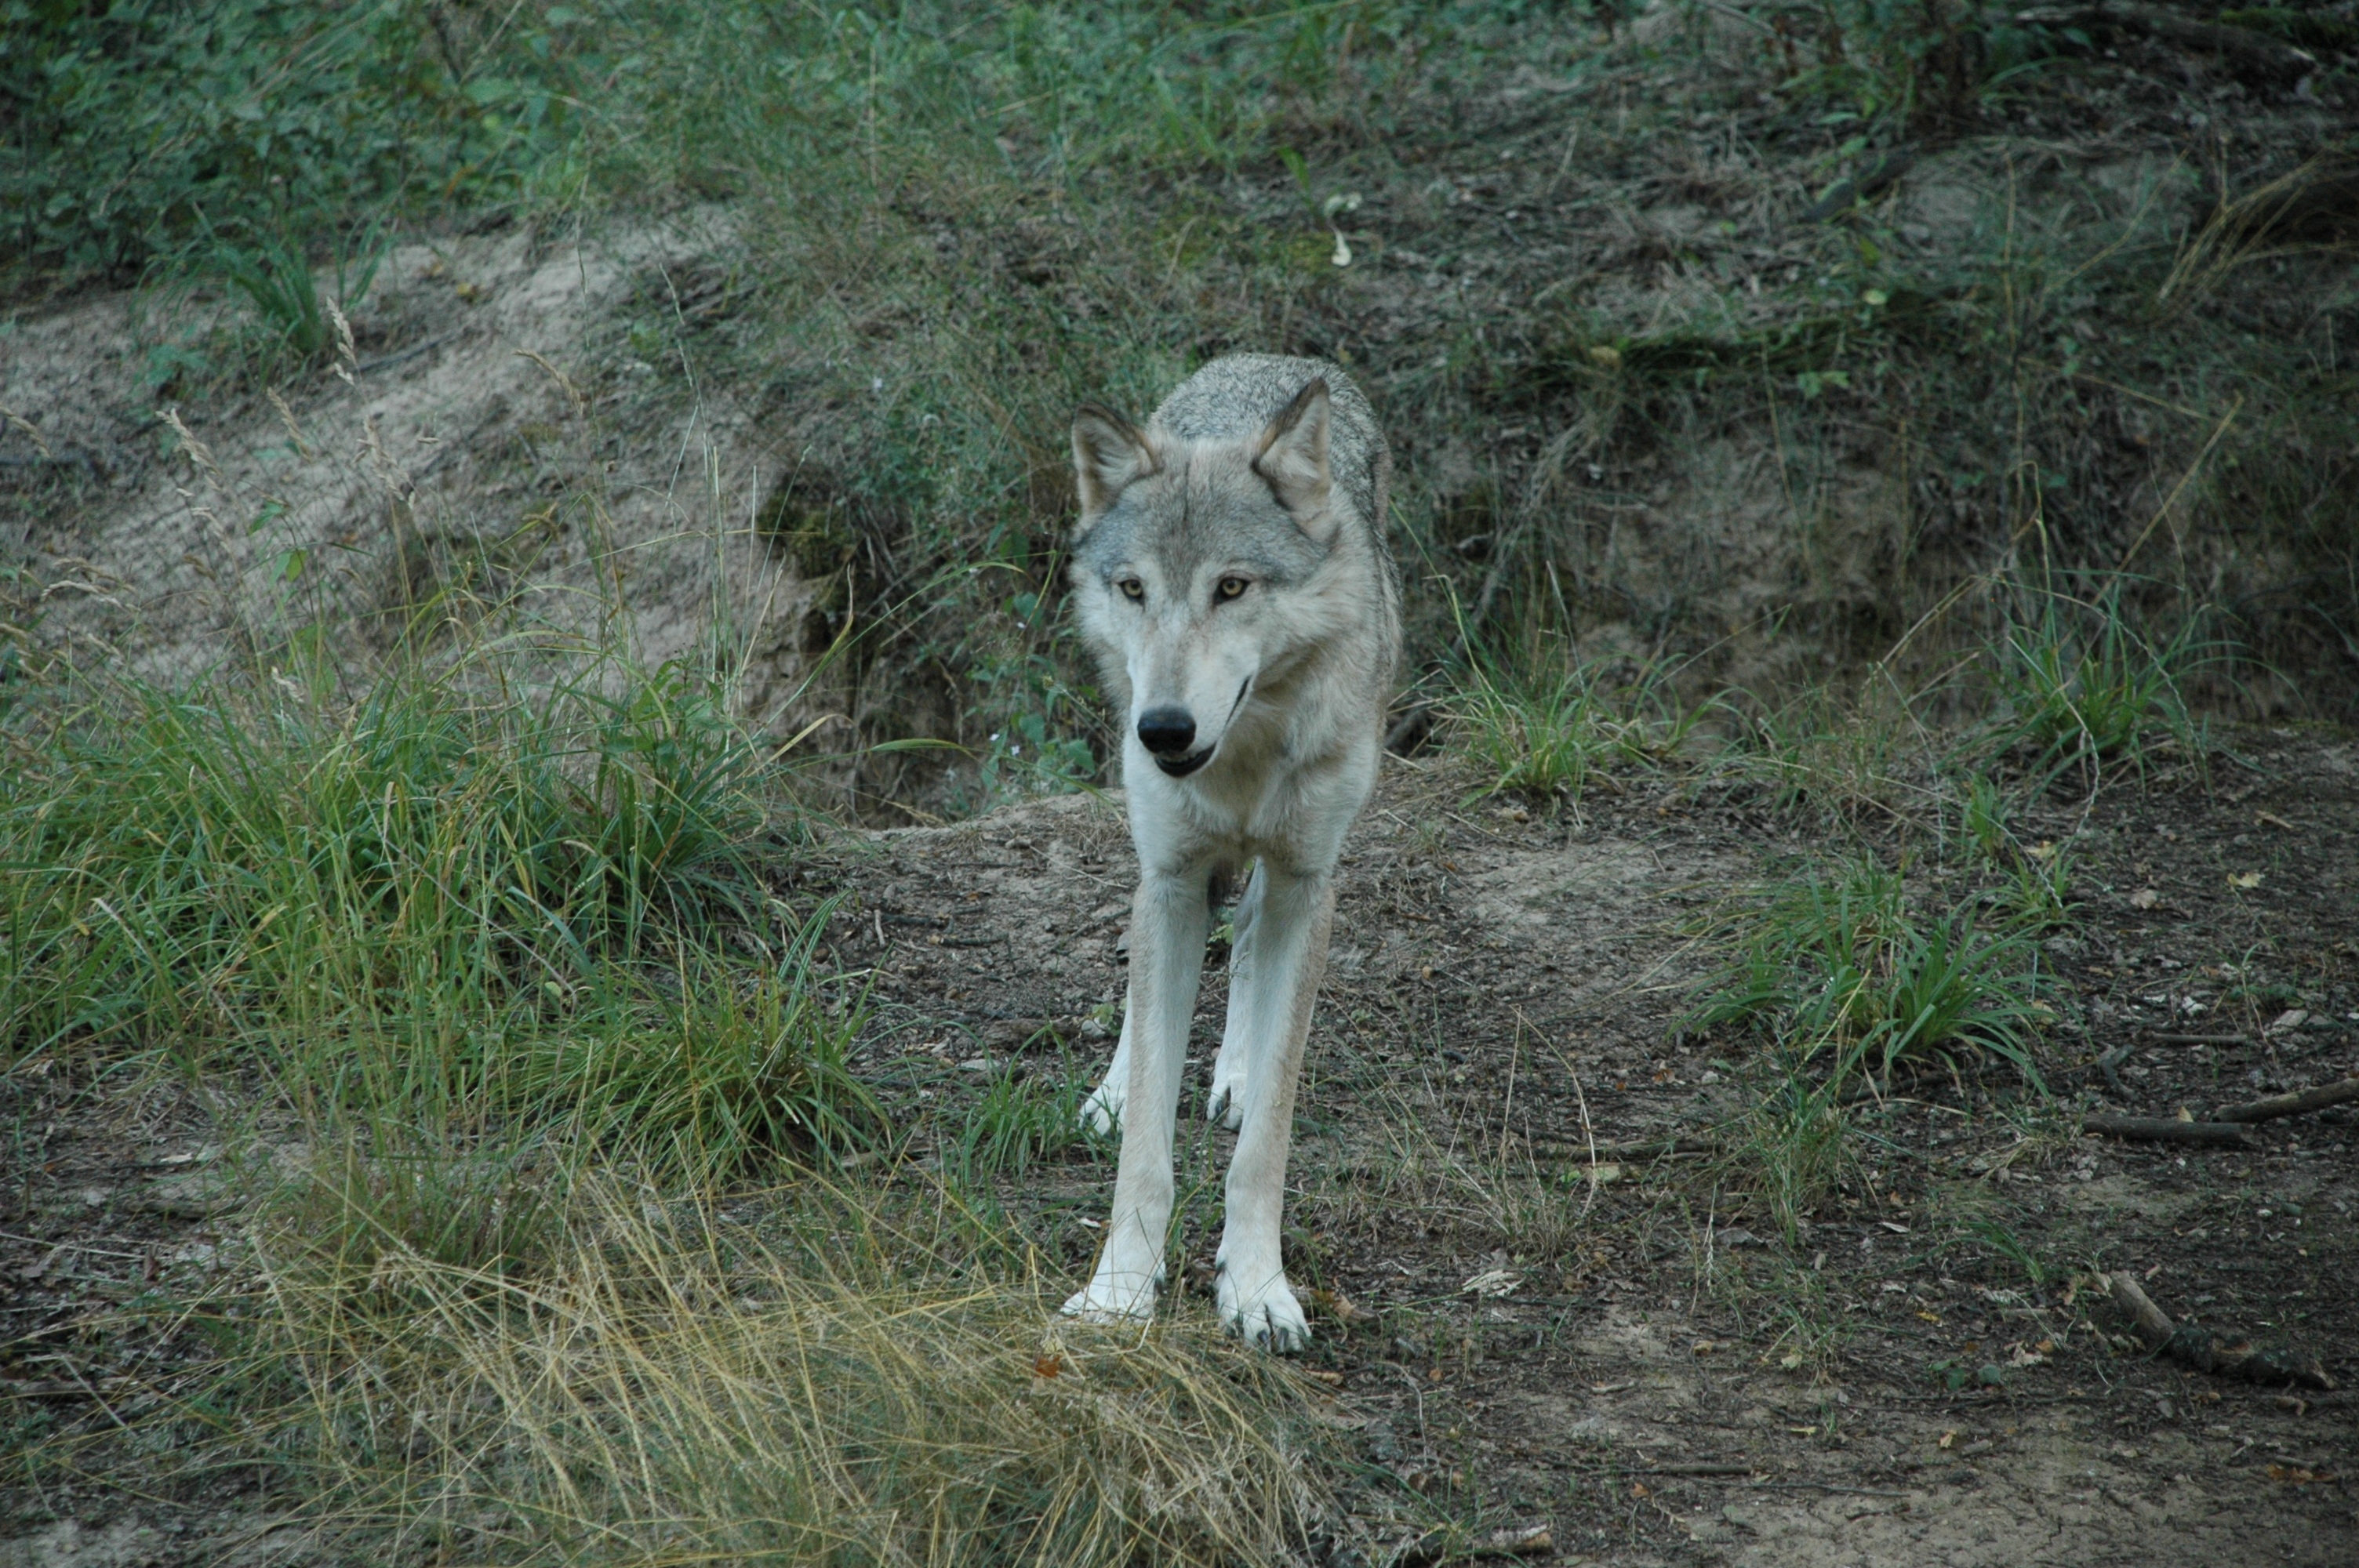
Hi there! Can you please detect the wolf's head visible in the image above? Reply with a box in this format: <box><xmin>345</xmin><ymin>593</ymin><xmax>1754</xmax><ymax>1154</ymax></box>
<box><xmin>1066</xmin><ymin>379</ymin><xmax>1345</xmax><ymax>780</ymax></box>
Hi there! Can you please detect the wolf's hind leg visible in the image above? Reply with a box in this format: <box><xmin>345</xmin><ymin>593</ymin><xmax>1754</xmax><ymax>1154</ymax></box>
<box><xmin>1213</xmin><ymin>866</ymin><xmax>1332</xmax><ymax>1352</ymax></box>
<box><xmin>1205</xmin><ymin>862</ymin><xmax>1267</xmax><ymax>1131</ymax></box>
<box><xmin>1079</xmin><ymin>1007</ymin><xmax>1131</xmax><ymax>1136</ymax></box>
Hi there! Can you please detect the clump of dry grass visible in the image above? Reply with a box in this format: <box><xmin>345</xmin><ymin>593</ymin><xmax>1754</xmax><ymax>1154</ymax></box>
<box><xmin>240</xmin><ymin>1174</ymin><xmax>1333</xmax><ymax>1567</ymax></box>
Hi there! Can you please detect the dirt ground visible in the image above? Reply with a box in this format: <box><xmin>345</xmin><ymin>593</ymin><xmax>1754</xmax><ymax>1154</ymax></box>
<box><xmin>801</xmin><ymin>733</ymin><xmax>2359</xmax><ymax>1565</ymax></box>
<box><xmin>5</xmin><ymin>735</ymin><xmax>2357</xmax><ymax>1566</ymax></box>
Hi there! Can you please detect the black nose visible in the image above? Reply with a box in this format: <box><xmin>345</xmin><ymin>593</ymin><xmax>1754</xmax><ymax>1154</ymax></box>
<box><xmin>1136</xmin><ymin>706</ymin><xmax>1197</xmax><ymax>756</ymax></box>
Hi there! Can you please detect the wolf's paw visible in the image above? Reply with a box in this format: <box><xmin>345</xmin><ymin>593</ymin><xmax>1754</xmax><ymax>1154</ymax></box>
<box><xmin>1216</xmin><ymin>1261</ymin><xmax>1310</xmax><ymax>1353</ymax></box>
<box><xmin>1204</xmin><ymin>1071</ymin><xmax>1246</xmax><ymax>1131</ymax></box>
<box><xmin>1060</xmin><ymin>1272</ymin><xmax>1158</xmax><ymax>1325</ymax></box>
<box><xmin>1079</xmin><ymin>1080</ymin><xmax>1123</xmax><ymax>1137</ymax></box>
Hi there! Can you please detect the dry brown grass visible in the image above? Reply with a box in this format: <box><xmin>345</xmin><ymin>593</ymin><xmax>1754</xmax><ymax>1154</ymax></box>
<box><xmin>235</xmin><ymin>1174</ymin><xmax>1336</xmax><ymax>1567</ymax></box>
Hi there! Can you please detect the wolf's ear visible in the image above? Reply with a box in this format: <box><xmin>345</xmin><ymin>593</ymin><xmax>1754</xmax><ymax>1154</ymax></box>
<box><xmin>1251</xmin><ymin>378</ymin><xmax>1335</xmax><ymax>541</ymax></box>
<box><xmin>1071</xmin><ymin>404</ymin><xmax>1158</xmax><ymax>525</ymax></box>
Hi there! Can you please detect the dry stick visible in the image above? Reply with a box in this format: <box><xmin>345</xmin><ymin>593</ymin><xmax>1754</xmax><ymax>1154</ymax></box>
<box><xmin>1530</xmin><ymin>1136</ymin><xmax>1721</xmax><ymax>1161</ymax></box>
<box><xmin>2099</xmin><ymin>1270</ymin><xmax>2337</xmax><ymax>1391</ymax></box>
<box><xmin>2213</xmin><ymin>1076</ymin><xmax>2359</xmax><ymax>1125</ymax></box>
<box><xmin>2115</xmin><ymin>394</ymin><xmax>2241</xmax><ymax>573</ymax></box>
<box><xmin>2084</xmin><ymin>1114</ymin><xmax>2250</xmax><ymax>1149</ymax></box>
<box><xmin>2103</xmin><ymin>1271</ymin><xmax>2177</xmax><ymax>1343</ymax></box>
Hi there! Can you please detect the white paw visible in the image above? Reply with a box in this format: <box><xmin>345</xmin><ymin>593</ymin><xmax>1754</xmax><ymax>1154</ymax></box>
<box><xmin>1216</xmin><ymin>1259</ymin><xmax>1310</xmax><ymax>1353</ymax></box>
<box><xmin>1060</xmin><ymin>1271</ymin><xmax>1158</xmax><ymax>1324</ymax></box>
<box><xmin>1079</xmin><ymin>1080</ymin><xmax>1122</xmax><ymax>1137</ymax></box>
<box><xmin>1205</xmin><ymin>1072</ymin><xmax>1245</xmax><ymax>1130</ymax></box>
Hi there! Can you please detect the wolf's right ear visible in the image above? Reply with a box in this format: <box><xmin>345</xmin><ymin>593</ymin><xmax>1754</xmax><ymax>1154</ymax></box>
<box><xmin>1071</xmin><ymin>404</ymin><xmax>1158</xmax><ymax>528</ymax></box>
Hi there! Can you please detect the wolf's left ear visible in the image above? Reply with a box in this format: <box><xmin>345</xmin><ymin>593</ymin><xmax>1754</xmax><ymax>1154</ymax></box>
<box><xmin>1252</xmin><ymin>378</ymin><xmax>1335</xmax><ymax>542</ymax></box>
<box><xmin>1072</xmin><ymin>404</ymin><xmax>1158</xmax><ymax>528</ymax></box>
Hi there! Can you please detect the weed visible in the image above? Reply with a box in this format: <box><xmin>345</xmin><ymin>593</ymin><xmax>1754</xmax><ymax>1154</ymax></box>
<box><xmin>1996</xmin><ymin>842</ymin><xmax>2077</xmax><ymax>931</ymax></box>
<box><xmin>1447</xmin><ymin>645</ymin><xmax>1692</xmax><ymax>801</ymax></box>
<box><xmin>1718</xmin><ymin>688</ymin><xmax>1923</xmax><ymax>820</ymax></box>
<box><xmin>1714</xmin><ymin>1048</ymin><xmax>1859</xmax><ymax>1246</ymax></box>
<box><xmin>190</xmin><ymin>212</ymin><xmax>387</xmax><ymax>371</ymax></box>
<box><xmin>0</xmin><ymin>654</ymin><xmax>765</xmax><ymax>1067</ymax></box>
<box><xmin>1958</xmin><ymin>772</ymin><xmax>2011</xmax><ymax>861</ymax></box>
<box><xmin>2</xmin><ymin>1</ymin><xmax>576</xmax><ymax>278</ymax></box>
<box><xmin>1778</xmin><ymin>2</ymin><xmax>2065</xmax><ymax>129</ymax></box>
<box><xmin>260</xmin><ymin>1127</ymin><xmax>565</xmax><ymax>1308</ymax></box>
<box><xmin>1691</xmin><ymin>860</ymin><xmax>2048</xmax><ymax>1083</ymax></box>
<box><xmin>1991</xmin><ymin>593</ymin><xmax>2210</xmax><ymax>784</ymax></box>
<box><xmin>955</xmin><ymin>1054</ymin><xmax>1103</xmax><ymax>1179</ymax></box>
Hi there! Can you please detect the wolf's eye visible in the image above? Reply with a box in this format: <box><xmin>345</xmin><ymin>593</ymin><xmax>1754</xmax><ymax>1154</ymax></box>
<box><xmin>1119</xmin><ymin>578</ymin><xmax>1144</xmax><ymax>602</ymax></box>
<box><xmin>1216</xmin><ymin>576</ymin><xmax>1249</xmax><ymax>601</ymax></box>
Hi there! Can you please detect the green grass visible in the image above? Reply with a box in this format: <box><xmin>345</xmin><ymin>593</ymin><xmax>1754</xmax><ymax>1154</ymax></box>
<box><xmin>0</xmin><ymin>646</ymin><xmax>889</xmax><ymax>1174</ymax></box>
<box><xmin>954</xmin><ymin>1054</ymin><xmax>1103</xmax><ymax>1181</ymax></box>
<box><xmin>1446</xmin><ymin>644</ymin><xmax>1696</xmax><ymax>801</ymax></box>
<box><xmin>1990</xmin><ymin>592</ymin><xmax>2212</xmax><ymax>785</ymax></box>
<box><xmin>1690</xmin><ymin>859</ymin><xmax>2049</xmax><ymax>1084</ymax></box>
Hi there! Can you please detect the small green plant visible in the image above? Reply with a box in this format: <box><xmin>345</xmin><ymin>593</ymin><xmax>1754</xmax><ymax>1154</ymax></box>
<box><xmin>1719</xmin><ymin>688</ymin><xmax>1914</xmax><ymax>819</ymax></box>
<box><xmin>1965</xmin><ymin>1216</ymin><xmax>2048</xmax><ymax>1289</ymax></box>
<box><xmin>1958</xmin><ymin>772</ymin><xmax>2011</xmax><ymax>861</ymax></box>
<box><xmin>1447</xmin><ymin>646</ymin><xmax>1691</xmax><ymax>801</ymax></box>
<box><xmin>1691</xmin><ymin>860</ymin><xmax>2048</xmax><ymax>1083</ymax></box>
<box><xmin>1992</xmin><ymin>594</ymin><xmax>2208</xmax><ymax>782</ymax></box>
<box><xmin>1779</xmin><ymin>0</ymin><xmax>2064</xmax><ymax>129</ymax></box>
<box><xmin>1717</xmin><ymin>1048</ymin><xmax>1859</xmax><ymax>1245</ymax></box>
<box><xmin>260</xmin><ymin>1127</ymin><xmax>565</xmax><ymax>1308</ymax></box>
<box><xmin>0</xmin><ymin>653</ymin><xmax>767</xmax><ymax>1068</ymax></box>
<box><xmin>954</xmin><ymin>1056</ymin><xmax>1103</xmax><ymax>1178</ymax></box>
<box><xmin>196</xmin><ymin>214</ymin><xmax>388</xmax><ymax>369</ymax></box>
<box><xmin>1997</xmin><ymin>843</ymin><xmax>2077</xmax><ymax>931</ymax></box>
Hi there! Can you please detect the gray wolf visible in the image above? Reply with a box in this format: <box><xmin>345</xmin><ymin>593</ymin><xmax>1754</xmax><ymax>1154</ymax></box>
<box><xmin>1059</xmin><ymin>354</ymin><xmax>1398</xmax><ymax>1351</ymax></box>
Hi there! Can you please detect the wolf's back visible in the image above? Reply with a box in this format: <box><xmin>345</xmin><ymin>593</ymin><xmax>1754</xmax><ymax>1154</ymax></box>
<box><xmin>1150</xmin><ymin>354</ymin><xmax>1392</xmax><ymax>553</ymax></box>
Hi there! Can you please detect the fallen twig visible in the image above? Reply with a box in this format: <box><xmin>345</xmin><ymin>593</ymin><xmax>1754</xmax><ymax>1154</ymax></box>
<box><xmin>1532</xmin><ymin>1135</ymin><xmax>1720</xmax><ymax>1161</ymax></box>
<box><xmin>2212</xmin><ymin>1076</ymin><xmax>2359</xmax><ymax>1125</ymax></box>
<box><xmin>2084</xmin><ymin>1114</ymin><xmax>2250</xmax><ymax>1149</ymax></box>
<box><xmin>2099</xmin><ymin>1271</ymin><xmax>2336</xmax><ymax>1391</ymax></box>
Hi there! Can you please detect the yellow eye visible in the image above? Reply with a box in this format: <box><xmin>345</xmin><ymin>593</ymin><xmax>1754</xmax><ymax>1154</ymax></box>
<box><xmin>1216</xmin><ymin>576</ymin><xmax>1248</xmax><ymax>601</ymax></box>
<box><xmin>1119</xmin><ymin>579</ymin><xmax>1144</xmax><ymax>601</ymax></box>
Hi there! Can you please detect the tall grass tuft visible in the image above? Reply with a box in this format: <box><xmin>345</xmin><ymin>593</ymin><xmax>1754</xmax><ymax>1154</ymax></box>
<box><xmin>1990</xmin><ymin>592</ymin><xmax>2211</xmax><ymax>783</ymax></box>
<box><xmin>0</xmin><ymin>656</ymin><xmax>761</xmax><ymax>1067</ymax></box>
<box><xmin>1446</xmin><ymin>646</ymin><xmax>1694</xmax><ymax>800</ymax></box>
<box><xmin>1689</xmin><ymin>860</ymin><xmax>2048</xmax><ymax>1084</ymax></box>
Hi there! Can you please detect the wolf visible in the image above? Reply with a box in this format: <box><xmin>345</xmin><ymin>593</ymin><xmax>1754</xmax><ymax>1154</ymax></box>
<box><xmin>1059</xmin><ymin>354</ymin><xmax>1398</xmax><ymax>1351</ymax></box>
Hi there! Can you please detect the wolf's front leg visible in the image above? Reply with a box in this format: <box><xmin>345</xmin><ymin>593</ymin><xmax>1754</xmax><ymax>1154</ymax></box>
<box><xmin>1213</xmin><ymin>866</ymin><xmax>1334</xmax><ymax>1352</ymax></box>
<box><xmin>1063</xmin><ymin>869</ymin><xmax>1210</xmax><ymax>1323</ymax></box>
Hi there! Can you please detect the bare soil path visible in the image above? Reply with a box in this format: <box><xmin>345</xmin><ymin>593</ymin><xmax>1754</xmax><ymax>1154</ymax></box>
<box><xmin>809</xmin><ymin>735</ymin><xmax>2359</xmax><ymax>1566</ymax></box>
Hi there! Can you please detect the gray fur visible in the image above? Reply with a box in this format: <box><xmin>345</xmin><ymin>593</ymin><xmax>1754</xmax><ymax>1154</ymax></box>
<box><xmin>1060</xmin><ymin>354</ymin><xmax>1401</xmax><ymax>1352</ymax></box>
